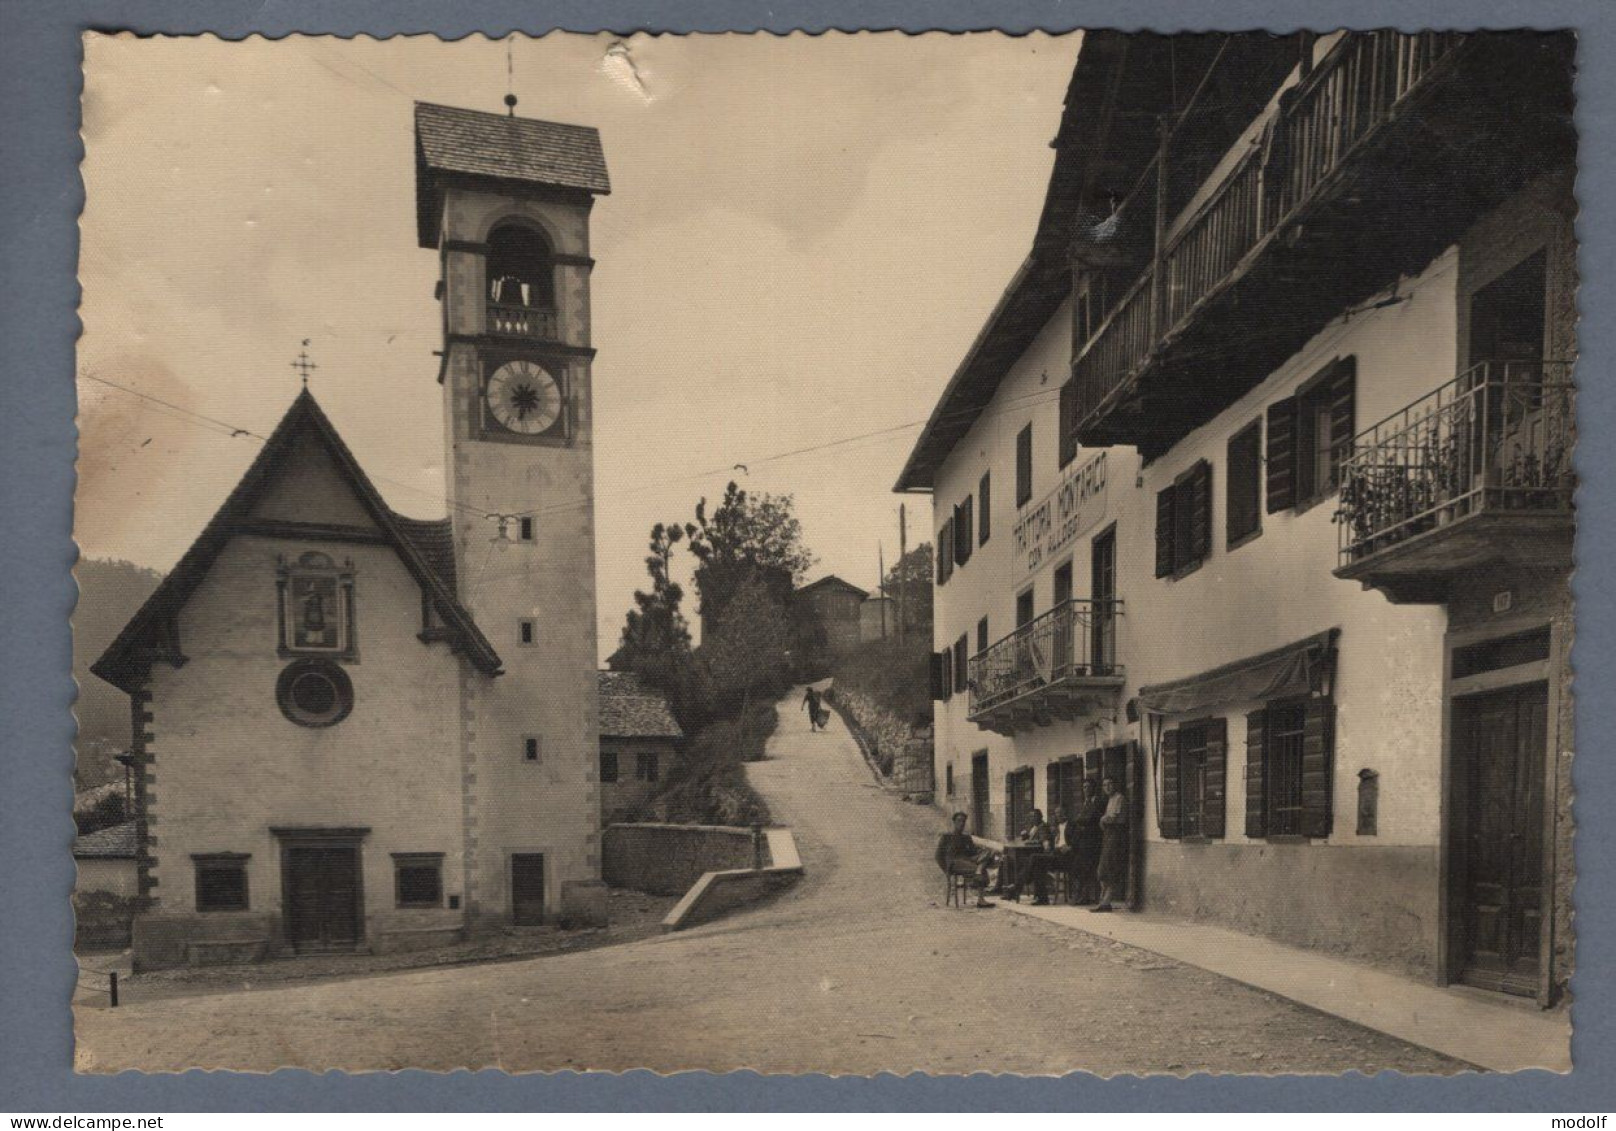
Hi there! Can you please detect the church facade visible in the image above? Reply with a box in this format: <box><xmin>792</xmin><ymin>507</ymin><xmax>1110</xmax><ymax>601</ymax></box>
<box><xmin>91</xmin><ymin>102</ymin><xmax>612</xmax><ymax>970</ymax></box>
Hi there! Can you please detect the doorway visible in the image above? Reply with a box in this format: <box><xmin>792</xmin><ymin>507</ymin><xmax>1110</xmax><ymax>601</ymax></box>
<box><xmin>1091</xmin><ymin>525</ymin><xmax>1117</xmax><ymax>674</ymax></box>
<box><xmin>970</xmin><ymin>752</ymin><xmax>990</xmax><ymax>838</ymax></box>
<box><xmin>1451</xmin><ymin>680</ymin><xmax>1548</xmax><ymax>997</ymax></box>
<box><xmin>280</xmin><ymin>835</ymin><xmax>364</xmax><ymax>952</ymax></box>
<box><xmin>511</xmin><ymin>853</ymin><xmax>546</xmax><ymax>926</ymax></box>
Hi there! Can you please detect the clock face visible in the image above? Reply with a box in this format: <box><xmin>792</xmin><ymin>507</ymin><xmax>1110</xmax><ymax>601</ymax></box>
<box><xmin>486</xmin><ymin>360</ymin><xmax>563</xmax><ymax>436</ymax></box>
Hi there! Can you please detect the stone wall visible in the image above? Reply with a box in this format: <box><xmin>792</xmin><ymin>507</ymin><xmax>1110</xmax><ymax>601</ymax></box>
<box><xmin>601</xmin><ymin>823</ymin><xmax>761</xmax><ymax>896</ymax></box>
<box><xmin>827</xmin><ymin>684</ymin><xmax>930</xmax><ymax>792</ymax></box>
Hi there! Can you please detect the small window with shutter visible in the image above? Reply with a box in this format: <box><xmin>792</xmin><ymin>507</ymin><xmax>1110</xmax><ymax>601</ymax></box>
<box><xmin>1268</xmin><ymin>357</ymin><xmax>1356</xmax><ymax>512</ymax></box>
<box><xmin>937</xmin><ymin>519</ymin><xmax>954</xmax><ymax>585</ymax></box>
<box><xmin>1227</xmin><ymin>419</ymin><xmax>1263</xmax><ymax>548</ymax></box>
<box><xmin>954</xmin><ymin>497</ymin><xmax>973</xmax><ymax>567</ymax></box>
<box><xmin>1249</xmin><ymin>698</ymin><xmax>1335</xmax><ymax>840</ymax></box>
<box><xmin>1162</xmin><ymin>719</ymin><xmax>1227</xmax><ymax>840</ymax></box>
<box><xmin>1016</xmin><ymin>424</ymin><xmax>1034</xmax><ymax>507</ymax></box>
<box><xmin>1155</xmin><ymin>460</ymin><xmax>1213</xmax><ymax>578</ymax></box>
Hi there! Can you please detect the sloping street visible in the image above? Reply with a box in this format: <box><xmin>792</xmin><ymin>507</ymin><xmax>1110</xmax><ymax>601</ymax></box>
<box><xmin>74</xmin><ymin>686</ymin><xmax>1463</xmax><ymax>1076</ymax></box>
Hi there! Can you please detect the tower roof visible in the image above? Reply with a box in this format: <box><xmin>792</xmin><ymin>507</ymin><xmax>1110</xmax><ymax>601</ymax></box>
<box><xmin>414</xmin><ymin>101</ymin><xmax>610</xmax><ymax>247</ymax></box>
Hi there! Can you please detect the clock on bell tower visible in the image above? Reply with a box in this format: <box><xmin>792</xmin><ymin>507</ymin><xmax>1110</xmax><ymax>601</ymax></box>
<box><xmin>414</xmin><ymin>99</ymin><xmax>611</xmax><ymax>930</ymax></box>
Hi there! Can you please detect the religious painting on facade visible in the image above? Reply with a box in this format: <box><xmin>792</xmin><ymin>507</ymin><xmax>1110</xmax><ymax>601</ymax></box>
<box><xmin>58</xmin><ymin>27</ymin><xmax>1581</xmax><ymax>1096</ymax></box>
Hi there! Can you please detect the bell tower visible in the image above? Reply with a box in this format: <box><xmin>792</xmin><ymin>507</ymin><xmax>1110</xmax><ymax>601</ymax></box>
<box><xmin>414</xmin><ymin>100</ymin><xmax>611</xmax><ymax>929</ymax></box>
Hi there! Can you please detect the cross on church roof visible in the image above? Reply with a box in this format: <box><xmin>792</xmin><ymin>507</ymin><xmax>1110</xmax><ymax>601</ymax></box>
<box><xmin>290</xmin><ymin>340</ymin><xmax>319</xmax><ymax>387</ymax></box>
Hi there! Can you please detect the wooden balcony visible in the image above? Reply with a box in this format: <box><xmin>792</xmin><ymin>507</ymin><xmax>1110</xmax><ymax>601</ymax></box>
<box><xmin>967</xmin><ymin>600</ymin><xmax>1125</xmax><ymax>736</ymax></box>
<box><xmin>1067</xmin><ymin>32</ymin><xmax>1574</xmax><ymax>460</ymax></box>
<box><xmin>1334</xmin><ymin>360</ymin><xmax>1575</xmax><ymax>603</ymax></box>
<box><xmin>488</xmin><ymin>303</ymin><xmax>559</xmax><ymax>341</ymax></box>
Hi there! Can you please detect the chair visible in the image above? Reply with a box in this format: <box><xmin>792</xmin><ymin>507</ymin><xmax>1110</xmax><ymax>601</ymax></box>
<box><xmin>946</xmin><ymin>868</ymin><xmax>982</xmax><ymax>908</ymax></box>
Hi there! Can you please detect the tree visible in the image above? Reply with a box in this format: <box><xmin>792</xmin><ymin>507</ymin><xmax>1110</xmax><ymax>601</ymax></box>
<box><xmin>883</xmin><ymin>542</ymin><xmax>934</xmax><ymax>637</ymax></box>
<box><xmin>686</xmin><ymin>482</ymin><xmax>814</xmax><ymax>636</ymax></box>
<box><xmin>699</xmin><ymin>572</ymin><xmax>794</xmax><ymax>718</ymax></box>
<box><xmin>609</xmin><ymin>521</ymin><xmax>693</xmax><ymax>672</ymax></box>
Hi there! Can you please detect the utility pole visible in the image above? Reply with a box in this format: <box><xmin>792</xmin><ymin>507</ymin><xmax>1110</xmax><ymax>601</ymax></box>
<box><xmin>897</xmin><ymin>503</ymin><xmax>908</xmax><ymax>644</ymax></box>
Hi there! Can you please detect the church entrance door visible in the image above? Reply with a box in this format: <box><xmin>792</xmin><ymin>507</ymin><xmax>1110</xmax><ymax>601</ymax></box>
<box><xmin>277</xmin><ymin>830</ymin><xmax>365</xmax><ymax>953</ymax></box>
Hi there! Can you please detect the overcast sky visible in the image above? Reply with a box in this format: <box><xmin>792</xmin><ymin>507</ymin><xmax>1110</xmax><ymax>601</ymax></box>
<box><xmin>77</xmin><ymin>32</ymin><xmax>1080</xmax><ymax>659</ymax></box>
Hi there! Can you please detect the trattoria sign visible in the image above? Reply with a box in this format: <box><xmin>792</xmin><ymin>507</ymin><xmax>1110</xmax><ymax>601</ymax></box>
<box><xmin>1012</xmin><ymin>451</ymin><xmax>1109</xmax><ymax>575</ymax></box>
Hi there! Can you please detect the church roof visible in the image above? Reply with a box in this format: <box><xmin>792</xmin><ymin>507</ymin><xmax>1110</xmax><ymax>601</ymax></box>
<box><xmin>597</xmin><ymin>671</ymin><xmax>684</xmax><ymax>740</ymax></box>
<box><xmin>414</xmin><ymin>101</ymin><xmax>610</xmax><ymax>246</ymax></box>
<box><xmin>90</xmin><ymin>390</ymin><xmax>503</xmax><ymax>694</ymax></box>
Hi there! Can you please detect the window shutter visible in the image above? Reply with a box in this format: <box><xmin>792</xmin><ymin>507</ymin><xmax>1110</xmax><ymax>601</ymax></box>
<box><xmin>929</xmin><ymin>652</ymin><xmax>945</xmax><ymax>701</ymax></box>
<box><xmin>1266</xmin><ymin>397</ymin><xmax>1297</xmax><ymax>513</ymax></box>
<box><xmin>1204</xmin><ymin>717</ymin><xmax>1228</xmax><ymax>839</ymax></box>
<box><xmin>978</xmin><ymin>471</ymin><xmax>992</xmax><ymax>546</ymax></box>
<box><xmin>1301</xmin><ymin>698</ymin><xmax>1336</xmax><ymax>838</ymax></box>
<box><xmin>959</xmin><ymin>497</ymin><xmax>973</xmax><ymax>565</ymax></box>
<box><xmin>1326</xmin><ymin>357</ymin><xmax>1357</xmax><ymax>490</ymax></box>
<box><xmin>1016</xmin><ymin>425</ymin><xmax>1033</xmax><ymax>506</ymax></box>
<box><xmin>938</xmin><ymin>519</ymin><xmax>953</xmax><ymax>584</ymax></box>
<box><xmin>1047</xmin><ymin>762</ymin><xmax>1062</xmax><ymax>819</ymax></box>
<box><xmin>1159</xmin><ymin>728</ymin><xmax>1182</xmax><ymax>838</ymax></box>
<box><xmin>1245</xmin><ymin>709</ymin><xmax>1268</xmax><ymax>838</ymax></box>
<box><xmin>1059</xmin><ymin>379</ymin><xmax>1078</xmax><ymax>469</ymax></box>
<box><xmin>1084</xmin><ymin>746</ymin><xmax>1102</xmax><ymax>784</ymax></box>
<box><xmin>1227</xmin><ymin>422</ymin><xmax>1262</xmax><ymax>546</ymax></box>
<box><xmin>1155</xmin><ymin>486</ymin><xmax>1176</xmax><ymax>577</ymax></box>
<box><xmin>1005</xmin><ymin>772</ymin><xmax>1017</xmax><ymax>840</ymax></box>
<box><xmin>1189</xmin><ymin>460</ymin><xmax>1213</xmax><ymax>563</ymax></box>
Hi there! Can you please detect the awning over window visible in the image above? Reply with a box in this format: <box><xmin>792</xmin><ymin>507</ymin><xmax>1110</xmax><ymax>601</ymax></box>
<box><xmin>1137</xmin><ymin>628</ymin><xmax>1339</xmax><ymax>717</ymax></box>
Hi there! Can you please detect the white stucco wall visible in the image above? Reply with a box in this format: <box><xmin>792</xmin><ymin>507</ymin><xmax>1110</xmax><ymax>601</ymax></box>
<box><xmin>930</xmin><ymin>247</ymin><xmax>1457</xmax><ymax>850</ymax></box>
<box><xmin>144</xmin><ymin>520</ymin><xmax>468</xmax><ymax>942</ymax></box>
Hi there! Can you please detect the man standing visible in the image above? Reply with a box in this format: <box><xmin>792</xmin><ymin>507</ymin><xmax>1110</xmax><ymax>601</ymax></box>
<box><xmin>1093</xmin><ymin>776</ymin><xmax>1129</xmax><ymax>913</ymax></box>
<box><xmin>1073</xmin><ymin>777</ymin><xmax>1105</xmax><ymax>905</ymax></box>
<box><xmin>935</xmin><ymin>811</ymin><xmax>997</xmax><ymax>908</ymax></box>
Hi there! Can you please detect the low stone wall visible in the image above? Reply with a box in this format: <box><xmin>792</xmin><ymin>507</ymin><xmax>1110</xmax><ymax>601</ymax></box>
<box><xmin>827</xmin><ymin>683</ymin><xmax>933</xmax><ymax>798</ymax></box>
<box><xmin>662</xmin><ymin>828</ymin><xmax>804</xmax><ymax>931</ymax></box>
<box><xmin>602</xmin><ymin>823</ymin><xmax>761</xmax><ymax>896</ymax></box>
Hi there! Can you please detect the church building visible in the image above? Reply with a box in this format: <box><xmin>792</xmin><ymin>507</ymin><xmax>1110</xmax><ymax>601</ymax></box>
<box><xmin>91</xmin><ymin>101</ymin><xmax>613</xmax><ymax>970</ymax></box>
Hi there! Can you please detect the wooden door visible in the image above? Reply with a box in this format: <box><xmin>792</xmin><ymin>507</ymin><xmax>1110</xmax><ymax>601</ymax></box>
<box><xmin>511</xmin><ymin>853</ymin><xmax>546</xmax><ymax>926</ymax></box>
<box><xmin>1052</xmin><ymin>563</ymin><xmax>1074</xmax><ymax>674</ymax></box>
<box><xmin>284</xmin><ymin>841</ymin><xmax>361</xmax><ymax>951</ymax></box>
<box><xmin>970</xmin><ymin>752</ymin><xmax>990</xmax><ymax>838</ymax></box>
<box><xmin>1454</xmin><ymin>682</ymin><xmax>1547</xmax><ymax>996</ymax></box>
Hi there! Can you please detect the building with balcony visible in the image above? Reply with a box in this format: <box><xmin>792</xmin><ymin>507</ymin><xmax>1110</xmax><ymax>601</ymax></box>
<box><xmin>898</xmin><ymin>30</ymin><xmax>1575</xmax><ymax>1007</ymax></box>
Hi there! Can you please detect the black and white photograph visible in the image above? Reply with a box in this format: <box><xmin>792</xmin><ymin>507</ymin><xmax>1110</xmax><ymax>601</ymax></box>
<box><xmin>66</xmin><ymin>29</ymin><xmax>1578</xmax><ymax>1077</ymax></box>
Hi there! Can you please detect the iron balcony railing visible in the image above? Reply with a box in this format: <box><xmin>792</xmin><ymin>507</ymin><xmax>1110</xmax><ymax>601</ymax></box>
<box><xmin>967</xmin><ymin>598</ymin><xmax>1124</xmax><ymax>719</ymax></box>
<box><xmin>1336</xmin><ymin>359</ymin><xmax>1575</xmax><ymax>567</ymax></box>
<box><xmin>488</xmin><ymin>303</ymin><xmax>560</xmax><ymax>340</ymax></box>
<box><xmin>1072</xmin><ymin>31</ymin><xmax>1464</xmax><ymax>433</ymax></box>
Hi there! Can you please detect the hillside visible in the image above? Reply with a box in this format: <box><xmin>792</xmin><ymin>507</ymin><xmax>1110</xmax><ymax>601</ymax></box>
<box><xmin>74</xmin><ymin>558</ymin><xmax>163</xmax><ymax>786</ymax></box>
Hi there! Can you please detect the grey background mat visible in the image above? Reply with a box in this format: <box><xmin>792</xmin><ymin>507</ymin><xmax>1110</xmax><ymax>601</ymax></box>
<box><xmin>1</xmin><ymin>0</ymin><xmax>1612</xmax><ymax>1111</ymax></box>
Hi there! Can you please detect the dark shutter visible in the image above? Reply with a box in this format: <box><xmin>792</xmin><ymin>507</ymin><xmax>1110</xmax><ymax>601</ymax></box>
<box><xmin>1189</xmin><ymin>460</ymin><xmax>1212</xmax><ymax>564</ymax></box>
<box><xmin>1301</xmin><ymin>698</ymin><xmax>1335</xmax><ymax>838</ymax></box>
<box><xmin>1159</xmin><ymin>728</ymin><xmax>1182</xmax><ymax>838</ymax></box>
<box><xmin>1016</xmin><ymin>425</ymin><xmax>1033</xmax><ymax>506</ymax></box>
<box><xmin>1047</xmin><ymin>762</ymin><xmax>1062</xmax><ymax>819</ymax></box>
<box><xmin>978</xmin><ymin>471</ymin><xmax>992</xmax><ymax>546</ymax></box>
<box><xmin>1245</xmin><ymin>708</ymin><xmax>1268</xmax><ymax>838</ymax></box>
<box><xmin>929</xmin><ymin>652</ymin><xmax>945</xmax><ymax>701</ymax></box>
<box><xmin>1266</xmin><ymin>397</ymin><xmax>1297</xmax><ymax>513</ymax></box>
<box><xmin>1227</xmin><ymin>421</ymin><xmax>1262</xmax><ymax>546</ymax></box>
<box><xmin>958</xmin><ymin>497</ymin><xmax>973</xmax><ymax>565</ymax></box>
<box><xmin>1204</xmin><ymin>717</ymin><xmax>1228</xmax><ymax>839</ymax></box>
<box><xmin>1155</xmin><ymin>486</ymin><xmax>1176</xmax><ymax>577</ymax></box>
<box><xmin>1325</xmin><ymin>357</ymin><xmax>1357</xmax><ymax>490</ymax></box>
<box><xmin>938</xmin><ymin>519</ymin><xmax>953</xmax><ymax>584</ymax></box>
<box><xmin>1005</xmin><ymin>772</ymin><xmax>1017</xmax><ymax>840</ymax></box>
<box><xmin>1084</xmin><ymin>746</ymin><xmax>1101</xmax><ymax>784</ymax></box>
<box><xmin>1059</xmin><ymin>379</ymin><xmax>1078</xmax><ymax>469</ymax></box>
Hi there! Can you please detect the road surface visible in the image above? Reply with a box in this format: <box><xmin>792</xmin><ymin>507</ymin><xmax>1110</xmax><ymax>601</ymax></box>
<box><xmin>75</xmin><ymin>686</ymin><xmax>1462</xmax><ymax>1075</ymax></box>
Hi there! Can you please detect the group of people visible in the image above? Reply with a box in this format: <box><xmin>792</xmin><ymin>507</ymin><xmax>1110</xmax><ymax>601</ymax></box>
<box><xmin>934</xmin><ymin>777</ymin><xmax>1129</xmax><ymax>912</ymax></box>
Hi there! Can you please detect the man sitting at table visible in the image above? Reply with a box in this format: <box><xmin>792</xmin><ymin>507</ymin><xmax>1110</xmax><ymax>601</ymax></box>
<box><xmin>1003</xmin><ymin>808</ymin><xmax>1053</xmax><ymax>902</ymax></box>
<box><xmin>935</xmin><ymin>811</ymin><xmax>998</xmax><ymax>908</ymax></box>
<box><xmin>1028</xmin><ymin>806</ymin><xmax>1079</xmax><ymax>905</ymax></box>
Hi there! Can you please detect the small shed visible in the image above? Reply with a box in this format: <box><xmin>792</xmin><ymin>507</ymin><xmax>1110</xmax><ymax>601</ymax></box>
<box><xmin>598</xmin><ymin>671</ymin><xmax>685</xmax><ymax>821</ymax></box>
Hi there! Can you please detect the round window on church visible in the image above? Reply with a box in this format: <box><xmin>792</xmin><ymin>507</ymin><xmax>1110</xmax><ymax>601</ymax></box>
<box><xmin>276</xmin><ymin>659</ymin><xmax>354</xmax><ymax>728</ymax></box>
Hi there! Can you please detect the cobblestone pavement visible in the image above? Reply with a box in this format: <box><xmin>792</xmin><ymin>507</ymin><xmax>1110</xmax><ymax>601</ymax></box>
<box><xmin>74</xmin><ymin>688</ymin><xmax>1465</xmax><ymax>1075</ymax></box>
